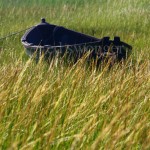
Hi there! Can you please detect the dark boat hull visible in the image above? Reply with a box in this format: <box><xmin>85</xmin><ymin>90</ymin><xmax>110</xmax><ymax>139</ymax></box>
<box><xmin>21</xmin><ymin>18</ymin><xmax>132</xmax><ymax>63</ymax></box>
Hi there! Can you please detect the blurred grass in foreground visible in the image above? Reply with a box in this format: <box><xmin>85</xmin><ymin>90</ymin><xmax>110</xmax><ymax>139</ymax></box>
<box><xmin>0</xmin><ymin>55</ymin><xmax>149</xmax><ymax>149</ymax></box>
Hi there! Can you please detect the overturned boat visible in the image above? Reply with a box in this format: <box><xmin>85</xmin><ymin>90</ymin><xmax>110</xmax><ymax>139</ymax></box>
<box><xmin>21</xmin><ymin>18</ymin><xmax>132</xmax><ymax>63</ymax></box>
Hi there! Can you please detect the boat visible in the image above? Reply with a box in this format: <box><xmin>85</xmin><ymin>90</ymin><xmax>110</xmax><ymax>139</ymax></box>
<box><xmin>21</xmin><ymin>18</ymin><xmax>132</xmax><ymax>63</ymax></box>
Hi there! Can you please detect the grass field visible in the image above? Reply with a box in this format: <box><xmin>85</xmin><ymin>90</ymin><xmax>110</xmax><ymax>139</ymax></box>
<box><xmin>0</xmin><ymin>0</ymin><xmax>150</xmax><ymax>149</ymax></box>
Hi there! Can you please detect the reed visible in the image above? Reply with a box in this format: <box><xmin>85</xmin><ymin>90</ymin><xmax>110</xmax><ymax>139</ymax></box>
<box><xmin>0</xmin><ymin>0</ymin><xmax>149</xmax><ymax>149</ymax></box>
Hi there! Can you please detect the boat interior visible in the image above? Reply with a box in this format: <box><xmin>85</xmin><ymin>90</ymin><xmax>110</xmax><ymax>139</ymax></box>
<box><xmin>22</xmin><ymin>23</ymin><xmax>100</xmax><ymax>46</ymax></box>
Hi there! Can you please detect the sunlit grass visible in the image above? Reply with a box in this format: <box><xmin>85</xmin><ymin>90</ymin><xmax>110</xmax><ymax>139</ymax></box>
<box><xmin>0</xmin><ymin>55</ymin><xmax>149</xmax><ymax>149</ymax></box>
<box><xmin>0</xmin><ymin>0</ymin><xmax>150</xmax><ymax>149</ymax></box>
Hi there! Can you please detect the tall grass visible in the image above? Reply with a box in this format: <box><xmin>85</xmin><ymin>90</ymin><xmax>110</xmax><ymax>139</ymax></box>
<box><xmin>0</xmin><ymin>0</ymin><xmax>150</xmax><ymax>149</ymax></box>
<box><xmin>0</xmin><ymin>56</ymin><xmax>149</xmax><ymax>149</ymax></box>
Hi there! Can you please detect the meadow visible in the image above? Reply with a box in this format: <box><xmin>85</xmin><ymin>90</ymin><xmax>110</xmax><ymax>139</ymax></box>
<box><xmin>0</xmin><ymin>0</ymin><xmax>150</xmax><ymax>149</ymax></box>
